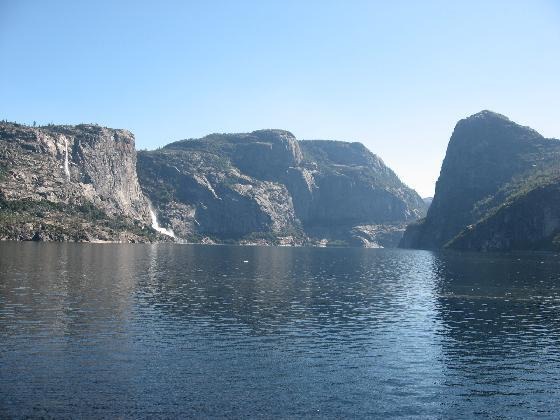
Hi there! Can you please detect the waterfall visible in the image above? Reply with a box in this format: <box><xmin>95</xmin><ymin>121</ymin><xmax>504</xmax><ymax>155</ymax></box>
<box><xmin>63</xmin><ymin>136</ymin><xmax>70</xmax><ymax>179</ymax></box>
<box><xmin>148</xmin><ymin>203</ymin><xmax>175</xmax><ymax>238</ymax></box>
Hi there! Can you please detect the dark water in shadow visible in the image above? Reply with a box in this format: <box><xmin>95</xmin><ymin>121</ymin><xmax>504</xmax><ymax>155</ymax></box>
<box><xmin>1</xmin><ymin>243</ymin><xmax>560</xmax><ymax>418</ymax></box>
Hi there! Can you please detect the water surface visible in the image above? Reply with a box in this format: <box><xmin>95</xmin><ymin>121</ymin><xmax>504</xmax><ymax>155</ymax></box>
<box><xmin>1</xmin><ymin>243</ymin><xmax>560</xmax><ymax>418</ymax></box>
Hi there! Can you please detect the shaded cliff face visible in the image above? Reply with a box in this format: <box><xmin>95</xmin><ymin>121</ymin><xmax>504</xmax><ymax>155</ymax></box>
<box><xmin>400</xmin><ymin>111</ymin><xmax>560</xmax><ymax>250</ymax></box>
<box><xmin>0</xmin><ymin>122</ymin><xmax>158</xmax><ymax>242</ymax></box>
<box><xmin>447</xmin><ymin>179</ymin><xmax>560</xmax><ymax>251</ymax></box>
<box><xmin>138</xmin><ymin>130</ymin><xmax>426</xmax><ymax>246</ymax></box>
<box><xmin>299</xmin><ymin>141</ymin><xmax>425</xmax><ymax>226</ymax></box>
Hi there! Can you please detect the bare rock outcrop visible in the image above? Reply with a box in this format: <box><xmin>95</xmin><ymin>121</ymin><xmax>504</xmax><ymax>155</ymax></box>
<box><xmin>138</xmin><ymin>130</ymin><xmax>426</xmax><ymax>246</ymax></box>
<box><xmin>0</xmin><ymin>122</ymin><xmax>160</xmax><ymax>242</ymax></box>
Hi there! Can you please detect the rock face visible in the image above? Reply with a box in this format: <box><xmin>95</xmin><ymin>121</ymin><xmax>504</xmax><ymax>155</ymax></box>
<box><xmin>400</xmin><ymin>111</ymin><xmax>560</xmax><ymax>251</ymax></box>
<box><xmin>448</xmin><ymin>181</ymin><xmax>560</xmax><ymax>251</ymax></box>
<box><xmin>299</xmin><ymin>141</ymin><xmax>425</xmax><ymax>226</ymax></box>
<box><xmin>0</xmin><ymin>122</ymin><xmax>159</xmax><ymax>242</ymax></box>
<box><xmin>138</xmin><ymin>130</ymin><xmax>426</xmax><ymax>246</ymax></box>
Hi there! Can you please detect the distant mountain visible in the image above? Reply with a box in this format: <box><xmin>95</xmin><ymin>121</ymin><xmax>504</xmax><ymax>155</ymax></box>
<box><xmin>422</xmin><ymin>197</ymin><xmax>433</xmax><ymax>207</ymax></box>
<box><xmin>137</xmin><ymin>130</ymin><xmax>426</xmax><ymax>247</ymax></box>
<box><xmin>400</xmin><ymin>111</ymin><xmax>560</xmax><ymax>251</ymax></box>
<box><xmin>0</xmin><ymin>122</ymin><xmax>161</xmax><ymax>241</ymax></box>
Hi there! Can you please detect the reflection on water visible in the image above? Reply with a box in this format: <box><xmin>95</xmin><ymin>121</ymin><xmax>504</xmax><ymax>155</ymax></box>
<box><xmin>1</xmin><ymin>243</ymin><xmax>560</xmax><ymax>417</ymax></box>
<box><xmin>432</xmin><ymin>252</ymin><xmax>560</xmax><ymax>418</ymax></box>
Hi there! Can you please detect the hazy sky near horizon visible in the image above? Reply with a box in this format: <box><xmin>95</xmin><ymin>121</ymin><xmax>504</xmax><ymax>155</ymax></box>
<box><xmin>1</xmin><ymin>1</ymin><xmax>559</xmax><ymax>196</ymax></box>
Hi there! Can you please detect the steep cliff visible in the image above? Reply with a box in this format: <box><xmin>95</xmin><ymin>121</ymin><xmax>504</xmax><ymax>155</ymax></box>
<box><xmin>137</xmin><ymin>130</ymin><xmax>303</xmax><ymax>244</ymax></box>
<box><xmin>0</xmin><ymin>122</ymin><xmax>159</xmax><ymax>242</ymax></box>
<box><xmin>447</xmin><ymin>178</ymin><xmax>560</xmax><ymax>251</ymax></box>
<box><xmin>400</xmin><ymin>111</ymin><xmax>560</xmax><ymax>251</ymax></box>
<box><xmin>138</xmin><ymin>130</ymin><xmax>426</xmax><ymax>246</ymax></box>
<box><xmin>299</xmin><ymin>140</ymin><xmax>425</xmax><ymax>226</ymax></box>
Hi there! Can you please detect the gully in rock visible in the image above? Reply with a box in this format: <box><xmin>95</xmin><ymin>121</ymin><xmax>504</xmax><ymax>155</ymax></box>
<box><xmin>63</xmin><ymin>135</ymin><xmax>70</xmax><ymax>180</ymax></box>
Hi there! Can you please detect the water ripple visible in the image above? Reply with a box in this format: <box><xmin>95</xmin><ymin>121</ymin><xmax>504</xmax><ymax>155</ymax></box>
<box><xmin>1</xmin><ymin>243</ymin><xmax>560</xmax><ymax>418</ymax></box>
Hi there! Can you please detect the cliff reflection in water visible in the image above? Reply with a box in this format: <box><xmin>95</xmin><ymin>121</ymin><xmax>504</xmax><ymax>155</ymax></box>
<box><xmin>1</xmin><ymin>243</ymin><xmax>560</xmax><ymax>417</ymax></box>
<box><xmin>138</xmin><ymin>245</ymin><xmax>443</xmax><ymax>339</ymax></box>
<box><xmin>430</xmin><ymin>251</ymin><xmax>560</xmax><ymax>417</ymax></box>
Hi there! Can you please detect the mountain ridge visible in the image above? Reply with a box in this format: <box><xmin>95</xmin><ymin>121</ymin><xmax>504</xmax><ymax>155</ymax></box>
<box><xmin>0</xmin><ymin>121</ymin><xmax>426</xmax><ymax>246</ymax></box>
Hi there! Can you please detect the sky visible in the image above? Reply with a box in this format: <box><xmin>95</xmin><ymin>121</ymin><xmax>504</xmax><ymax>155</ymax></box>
<box><xmin>1</xmin><ymin>1</ymin><xmax>559</xmax><ymax>197</ymax></box>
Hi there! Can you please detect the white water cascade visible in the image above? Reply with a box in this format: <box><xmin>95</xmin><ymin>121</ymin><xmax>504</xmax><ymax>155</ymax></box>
<box><xmin>149</xmin><ymin>203</ymin><xmax>175</xmax><ymax>238</ymax></box>
<box><xmin>63</xmin><ymin>136</ymin><xmax>70</xmax><ymax>179</ymax></box>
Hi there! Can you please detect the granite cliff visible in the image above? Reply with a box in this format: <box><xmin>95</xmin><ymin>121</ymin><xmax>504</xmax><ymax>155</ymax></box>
<box><xmin>400</xmin><ymin>111</ymin><xmax>560</xmax><ymax>251</ymax></box>
<box><xmin>138</xmin><ymin>130</ymin><xmax>426</xmax><ymax>246</ymax></box>
<box><xmin>0</xmin><ymin>122</ymin><xmax>161</xmax><ymax>242</ymax></box>
<box><xmin>448</xmin><ymin>178</ymin><xmax>560</xmax><ymax>251</ymax></box>
<box><xmin>0</xmin><ymin>122</ymin><xmax>426</xmax><ymax>246</ymax></box>
<box><xmin>4</xmin><ymin>113</ymin><xmax>558</xmax><ymax>250</ymax></box>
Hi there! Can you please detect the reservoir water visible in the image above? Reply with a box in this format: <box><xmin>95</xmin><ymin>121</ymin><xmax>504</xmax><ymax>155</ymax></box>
<box><xmin>1</xmin><ymin>243</ymin><xmax>560</xmax><ymax>418</ymax></box>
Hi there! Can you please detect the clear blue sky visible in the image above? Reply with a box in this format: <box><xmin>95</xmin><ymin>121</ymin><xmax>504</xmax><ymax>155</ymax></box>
<box><xmin>1</xmin><ymin>0</ymin><xmax>559</xmax><ymax>196</ymax></box>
